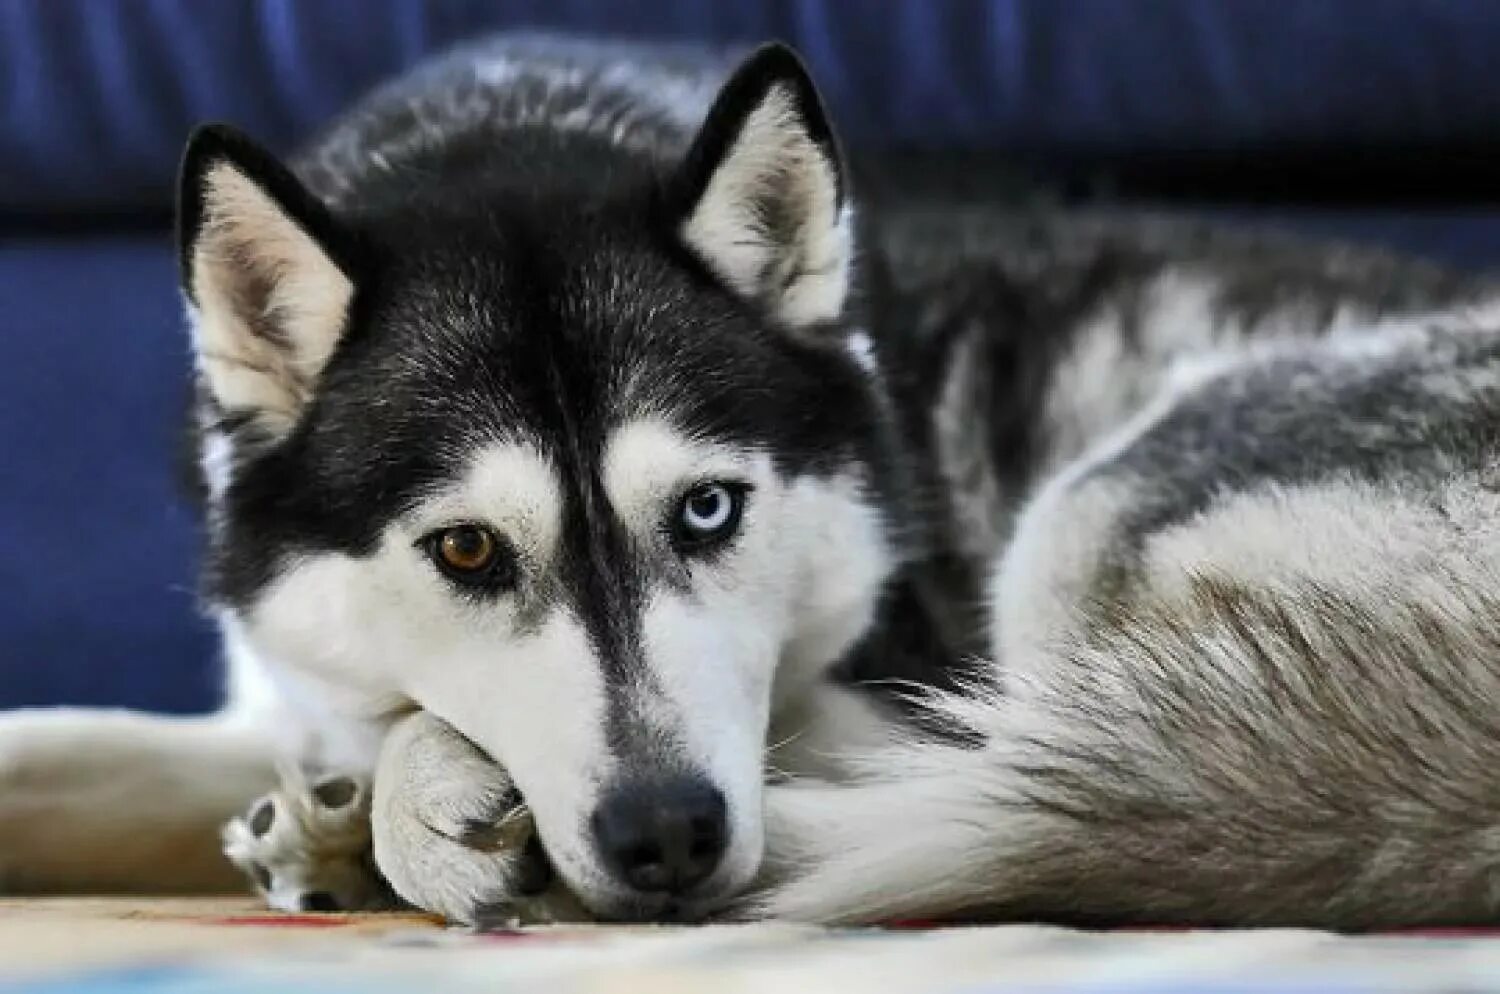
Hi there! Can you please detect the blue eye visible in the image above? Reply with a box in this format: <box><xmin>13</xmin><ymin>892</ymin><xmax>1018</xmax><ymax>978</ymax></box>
<box><xmin>673</xmin><ymin>482</ymin><xmax>745</xmax><ymax>550</ymax></box>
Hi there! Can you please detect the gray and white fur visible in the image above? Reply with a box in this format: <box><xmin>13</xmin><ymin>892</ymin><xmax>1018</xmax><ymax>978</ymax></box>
<box><xmin>762</xmin><ymin>214</ymin><xmax>1500</xmax><ymax>927</ymax></box>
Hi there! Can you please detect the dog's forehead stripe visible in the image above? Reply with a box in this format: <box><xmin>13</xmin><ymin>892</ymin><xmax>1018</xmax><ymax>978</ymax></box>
<box><xmin>549</xmin><ymin>430</ymin><xmax>669</xmax><ymax>765</ymax></box>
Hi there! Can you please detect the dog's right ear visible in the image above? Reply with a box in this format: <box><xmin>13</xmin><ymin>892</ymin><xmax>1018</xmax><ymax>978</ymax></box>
<box><xmin>673</xmin><ymin>44</ymin><xmax>851</xmax><ymax>331</ymax></box>
<box><xmin>178</xmin><ymin>125</ymin><xmax>356</xmax><ymax>438</ymax></box>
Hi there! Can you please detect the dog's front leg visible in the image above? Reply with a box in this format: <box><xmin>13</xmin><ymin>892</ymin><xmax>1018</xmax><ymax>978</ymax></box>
<box><xmin>369</xmin><ymin>711</ymin><xmax>587</xmax><ymax>925</ymax></box>
<box><xmin>0</xmin><ymin>708</ymin><xmax>277</xmax><ymax>894</ymax></box>
<box><xmin>221</xmin><ymin>760</ymin><xmax>392</xmax><ymax>913</ymax></box>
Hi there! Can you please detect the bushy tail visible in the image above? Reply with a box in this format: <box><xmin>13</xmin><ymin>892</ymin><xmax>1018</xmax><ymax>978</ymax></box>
<box><xmin>753</xmin><ymin>575</ymin><xmax>1500</xmax><ymax>926</ymax></box>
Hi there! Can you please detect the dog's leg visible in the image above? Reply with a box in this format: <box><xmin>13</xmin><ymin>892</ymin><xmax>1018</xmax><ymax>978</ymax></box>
<box><xmin>222</xmin><ymin>764</ymin><xmax>394</xmax><ymax>913</ymax></box>
<box><xmin>0</xmin><ymin>708</ymin><xmax>277</xmax><ymax>893</ymax></box>
<box><xmin>370</xmin><ymin>711</ymin><xmax>587</xmax><ymax>925</ymax></box>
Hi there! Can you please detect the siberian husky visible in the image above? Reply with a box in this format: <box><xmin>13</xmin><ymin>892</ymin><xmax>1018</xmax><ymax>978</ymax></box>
<box><xmin>5</xmin><ymin>36</ymin><xmax>1500</xmax><ymax>928</ymax></box>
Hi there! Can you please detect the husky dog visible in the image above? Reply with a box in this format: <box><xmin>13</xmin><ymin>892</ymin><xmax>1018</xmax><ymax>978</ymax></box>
<box><xmin>6</xmin><ymin>35</ymin><xmax>1500</xmax><ymax>928</ymax></box>
<box><xmin>0</xmin><ymin>36</ymin><xmax>901</xmax><ymax>922</ymax></box>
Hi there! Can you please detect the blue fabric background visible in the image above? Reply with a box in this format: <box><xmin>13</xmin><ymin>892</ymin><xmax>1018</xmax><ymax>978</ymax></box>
<box><xmin>5</xmin><ymin>1</ymin><xmax>1500</xmax><ymax>712</ymax></box>
<box><xmin>7</xmin><ymin>0</ymin><xmax>1500</xmax><ymax>213</ymax></box>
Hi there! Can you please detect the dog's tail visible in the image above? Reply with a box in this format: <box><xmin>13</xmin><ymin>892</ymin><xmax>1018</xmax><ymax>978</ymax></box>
<box><xmin>754</xmin><ymin>575</ymin><xmax>1500</xmax><ymax>927</ymax></box>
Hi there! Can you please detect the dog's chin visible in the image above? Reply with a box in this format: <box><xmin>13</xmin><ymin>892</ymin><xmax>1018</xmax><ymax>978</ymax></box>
<box><xmin>582</xmin><ymin>889</ymin><xmax>729</xmax><ymax>924</ymax></box>
<box><xmin>558</xmin><ymin>864</ymin><xmax>743</xmax><ymax>924</ymax></box>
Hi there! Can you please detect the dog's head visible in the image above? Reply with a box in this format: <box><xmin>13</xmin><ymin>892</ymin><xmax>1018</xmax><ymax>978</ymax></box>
<box><xmin>180</xmin><ymin>44</ymin><xmax>899</xmax><ymax>919</ymax></box>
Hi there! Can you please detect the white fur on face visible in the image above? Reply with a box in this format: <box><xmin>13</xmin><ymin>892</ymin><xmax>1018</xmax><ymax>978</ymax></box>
<box><xmin>239</xmin><ymin>421</ymin><xmax>895</xmax><ymax>914</ymax></box>
<box><xmin>602</xmin><ymin>419</ymin><xmax>760</xmax><ymax>531</ymax></box>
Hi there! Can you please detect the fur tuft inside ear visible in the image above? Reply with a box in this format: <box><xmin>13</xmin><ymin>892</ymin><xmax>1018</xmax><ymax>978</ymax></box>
<box><xmin>676</xmin><ymin>44</ymin><xmax>852</xmax><ymax>329</ymax></box>
<box><xmin>178</xmin><ymin>124</ymin><xmax>355</xmax><ymax>437</ymax></box>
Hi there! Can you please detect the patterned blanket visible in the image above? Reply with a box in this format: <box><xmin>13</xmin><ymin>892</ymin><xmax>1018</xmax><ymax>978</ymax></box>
<box><xmin>4</xmin><ymin>899</ymin><xmax>1500</xmax><ymax>993</ymax></box>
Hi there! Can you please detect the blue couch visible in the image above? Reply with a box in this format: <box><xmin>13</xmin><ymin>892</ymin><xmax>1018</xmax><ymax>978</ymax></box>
<box><xmin>6</xmin><ymin>0</ymin><xmax>1500</xmax><ymax>713</ymax></box>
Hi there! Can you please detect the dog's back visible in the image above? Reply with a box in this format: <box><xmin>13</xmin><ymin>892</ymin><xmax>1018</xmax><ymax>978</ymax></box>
<box><xmin>849</xmin><ymin>207</ymin><xmax>1499</xmax><ymax>688</ymax></box>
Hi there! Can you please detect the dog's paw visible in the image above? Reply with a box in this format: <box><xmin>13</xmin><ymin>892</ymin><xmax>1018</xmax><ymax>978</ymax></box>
<box><xmin>371</xmin><ymin>711</ymin><xmax>587</xmax><ymax>926</ymax></box>
<box><xmin>222</xmin><ymin>767</ymin><xmax>394</xmax><ymax>913</ymax></box>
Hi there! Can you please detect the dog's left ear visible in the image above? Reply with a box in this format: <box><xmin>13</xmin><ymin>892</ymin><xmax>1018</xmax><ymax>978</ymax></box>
<box><xmin>674</xmin><ymin>44</ymin><xmax>851</xmax><ymax>329</ymax></box>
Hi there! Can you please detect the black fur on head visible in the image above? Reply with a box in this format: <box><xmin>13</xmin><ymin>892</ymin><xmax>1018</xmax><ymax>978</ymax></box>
<box><xmin>177</xmin><ymin>42</ymin><xmax>906</xmax><ymax>611</ymax></box>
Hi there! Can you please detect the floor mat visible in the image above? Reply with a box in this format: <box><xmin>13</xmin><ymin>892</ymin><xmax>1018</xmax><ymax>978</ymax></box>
<box><xmin>5</xmin><ymin>898</ymin><xmax>1500</xmax><ymax>993</ymax></box>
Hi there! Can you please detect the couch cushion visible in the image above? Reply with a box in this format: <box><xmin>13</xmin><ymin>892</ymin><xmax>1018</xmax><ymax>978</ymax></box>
<box><xmin>6</xmin><ymin>0</ymin><xmax>1500</xmax><ymax>214</ymax></box>
<box><xmin>0</xmin><ymin>235</ymin><xmax>219</xmax><ymax>712</ymax></box>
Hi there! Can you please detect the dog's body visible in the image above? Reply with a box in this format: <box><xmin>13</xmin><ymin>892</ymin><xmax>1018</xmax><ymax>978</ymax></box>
<box><xmin>764</xmin><ymin>219</ymin><xmax>1500</xmax><ymax>927</ymax></box>
<box><xmin>7</xmin><ymin>36</ymin><xmax>1500</xmax><ymax>927</ymax></box>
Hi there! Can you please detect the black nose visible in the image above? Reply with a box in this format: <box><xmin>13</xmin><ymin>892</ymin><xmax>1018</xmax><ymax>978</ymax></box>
<box><xmin>591</xmin><ymin>777</ymin><xmax>728</xmax><ymax>895</ymax></box>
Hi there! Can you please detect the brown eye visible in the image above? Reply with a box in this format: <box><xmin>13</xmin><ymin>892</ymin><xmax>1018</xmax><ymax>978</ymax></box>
<box><xmin>438</xmin><ymin>526</ymin><xmax>497</xmax><ymax>573</ymax></box>
<box><xmin>424</xmin><ymin>525</ymin><xmax>517</xmax><ymax>595</ymax></box>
